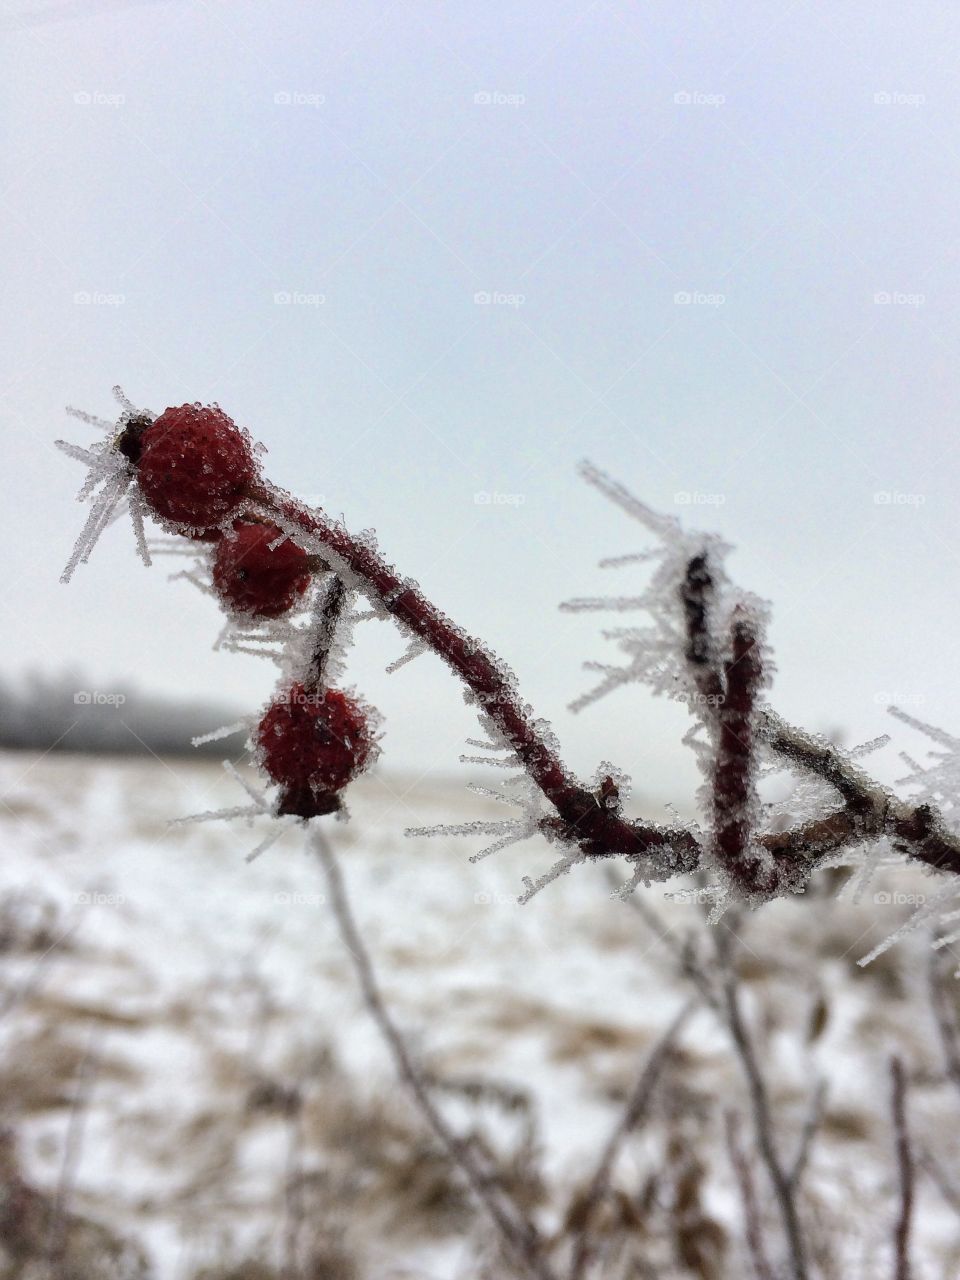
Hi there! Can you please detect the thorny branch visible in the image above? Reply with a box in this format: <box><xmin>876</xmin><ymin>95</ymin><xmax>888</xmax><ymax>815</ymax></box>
<box><xmin>249</xmin><ymin>479</ymin><xmax>960</xmax><ymax>894</ymax></box>
<box><xmin>58</xmin><ymin>404</ymin><xmax>960</xmax><ymax>896</ymax></box>
<box><xmin>258</xmin><ymin>482</ymin><xmax>699</xmax><ymax>874</ymax></box>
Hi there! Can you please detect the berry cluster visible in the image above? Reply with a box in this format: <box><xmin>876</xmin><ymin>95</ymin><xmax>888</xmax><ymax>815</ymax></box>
<box><xmin>117</xmin><ymin>403</ymin><xmax>377</xmax><ymax>818</ymax></box>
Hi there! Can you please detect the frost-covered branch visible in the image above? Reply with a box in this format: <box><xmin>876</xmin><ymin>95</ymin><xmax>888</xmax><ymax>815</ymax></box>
<box><xmin>759</xmin><ymin>711</ymin><xmax>960</xmax><ymax>879</ymax></box>
<box><xmin>711</xmin><ymin>610</ymin><xmax>768</xmax><ymax>895</ymax></box>
<box><xmin>256</xmin><ymin>478</ymin><xmax>700</xmax><ymax>872</ymax></box>
<box><xmin>57</xmin><ymin>393</ymin><xmax>960</xmax><ymax>913</ymax></box>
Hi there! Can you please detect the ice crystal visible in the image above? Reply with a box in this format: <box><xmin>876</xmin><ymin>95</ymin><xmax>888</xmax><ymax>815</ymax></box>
<box><xmin>405</xmin><ymin>713</ymin><xmax>549</xmax><ymax>892</ymax></box>
<box><xmin>561</xmin><ymin>462</ymin><xmax>747</xmax><ymax>727</ymax></box>
<box><xmin>172</xmin><ymin>759</ymin><xmax>305</xmax><ymax>862</ymax></box>
<box><xmin>57</xmin><ymin>386</ymin><xmax>155</xmax><ymax>582</ymax></box>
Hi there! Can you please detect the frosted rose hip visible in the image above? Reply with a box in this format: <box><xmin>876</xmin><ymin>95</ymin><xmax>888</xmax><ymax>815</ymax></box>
<box><xmin>258</xmin><ymin>684</ymin><xmax>375</xmax><ymax>816</ymax></box>
<box><xmin>213</xmin><ymin>520</ymin><xmax>311</xmax><ymax>618</ymax></box>
<box><xmin>129</xmin><ymin>404</ymin><xmax>258</xmax><ymax>528</ymax></box>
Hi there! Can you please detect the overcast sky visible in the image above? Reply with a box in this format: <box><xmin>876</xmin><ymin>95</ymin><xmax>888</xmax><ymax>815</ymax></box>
<box><xmin>2</xmin><ymin>0</ymin><xmax>959</xmax><ymax>801</ymax></box>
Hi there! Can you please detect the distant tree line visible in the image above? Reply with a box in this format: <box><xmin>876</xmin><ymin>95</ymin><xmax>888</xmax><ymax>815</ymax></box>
<box><xmin>0</xmin><ymin>672</ymin><xmax>243</xmax><ymax>758</ymax></box>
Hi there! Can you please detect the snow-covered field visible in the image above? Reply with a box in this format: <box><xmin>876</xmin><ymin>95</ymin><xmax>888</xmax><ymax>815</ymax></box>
<box><xmin>2</xmin><ymin>748</ymin><xmax>960</xmax><ymax>1278</ymax></box>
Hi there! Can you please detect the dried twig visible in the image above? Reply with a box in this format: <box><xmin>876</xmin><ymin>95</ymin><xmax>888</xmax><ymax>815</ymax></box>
<box><xmin>759</xmin><ymin>710</ymin><xmax>960</xmax><ymax>878</ymax></box>
<box><xmin>919</xmin><ymin>1144</ymin><xmax>960</xmax><ymax>1218</ymax></box>
<box><xmin>724</xmin><ymin>1109</ymin><xmax>776</xmax><ymax>1280</ymax></box>
<box><xmin>927</xmin><ymin>947</ymin><xmax>960</xmax><ymax>1106</ymax></box>
<box><xmin>0</xmin><ymin>916</ymin><xmax>80</xmax><ymax>1021</ymax></box>
<box><xmin>606</xmin><ymin>869</ymin><xmax>720</xmax><ymax>1013</ymax></box>
<box><xmin>313</xmin><ymin>828</ymin><xmax>557</xmax><ymax>1280</ymax></box>
<box><xmin>281</xmin><ymin>1084</ymin><xmax>306</xmax><ymax>1280</ymax></box>
<box><xmin>613</xmin><ymin>873</ymin><xmax>810</xmax><ymax>1280</ymax></box>
<box><xmin>890</xmin><ymin>1057</ymin><xmax>914</xmax><ymax>1280</ymax></box>
<box><xmin>568</xmin><ymin>1001</ymin><xmax>694</xmax><ymax>1279</ymax></box>
<box><xmin>787</xmin><ymin>1079</ymin><xmax>827</xmax><ymax>1192</ymax></box>
<box><xmin>45</xmin><ymin>1024</ymin><xmax>99</xmax><ymax>1266</ymax></box>
<box><xmin>715</xmin><ymin>929</ymin><xmax>808</xmax><ymax>1280</ymax></box>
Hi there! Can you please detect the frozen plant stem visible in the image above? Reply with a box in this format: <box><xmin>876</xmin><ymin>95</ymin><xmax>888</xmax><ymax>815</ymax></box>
<box><xmin>58</xmin><ymin>406</ymin><xmax>960</xmax><ymax>895</ymax></box>
<box><xmin>312</xmin><ymin>828</ymin><xmax>557</xmax><ymax>1280</ymax></box>
<box><xmin>306</xmin><ymin>573</ymin><xmax>347</xmax><ymax>690</ymax></box>
<box><xmin>712</xmin><ymin>611</ymin><xmax>767</xmax><ymax>894</ymax></box>
<box><xmin>676</xmin><ymin>553</ymin><xmax>960</xmax><ymax>886</ymax></box>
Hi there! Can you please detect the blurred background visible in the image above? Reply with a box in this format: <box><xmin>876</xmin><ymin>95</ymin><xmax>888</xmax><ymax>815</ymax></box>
<box><xmin>2</xmin><ymin>3</ymin><xmax>960</xmax><ymax>1278</ymax></box>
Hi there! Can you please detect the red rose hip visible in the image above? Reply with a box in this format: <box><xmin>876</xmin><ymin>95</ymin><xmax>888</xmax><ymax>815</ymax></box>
<box><xmin>213</xmin><ymin>520</ymin><xmax>311</xmax><ymax>618</ymax></box>
<box><xmin>257</xmin><ymin>684</ymin><xmax>375</xmax><ymax>816</ymax></box>
<box><xmin>128</xmin><ymin>404</ymin><xmax>258</xmax><ymax>529</ymax></box>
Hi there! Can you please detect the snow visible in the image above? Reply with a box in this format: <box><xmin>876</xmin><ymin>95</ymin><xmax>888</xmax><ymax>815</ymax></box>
<box><xmin>3</xmin><ymin>748</ymin><xmax>960</xmax><ymax>1277</ymax></box>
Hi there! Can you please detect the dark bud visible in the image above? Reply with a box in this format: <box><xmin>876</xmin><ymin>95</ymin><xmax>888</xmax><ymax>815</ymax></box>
<box><xmin>115</xmin><ymin>413</ymin><xmax>154</xmax><ymax>465</ymax></box>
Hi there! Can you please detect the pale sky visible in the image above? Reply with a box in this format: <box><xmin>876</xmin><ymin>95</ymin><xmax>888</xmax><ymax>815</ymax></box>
<box><xmin>3</xmin><ymin>0</ymin><xmax>959</xmax><ymax>801</ymax></box>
